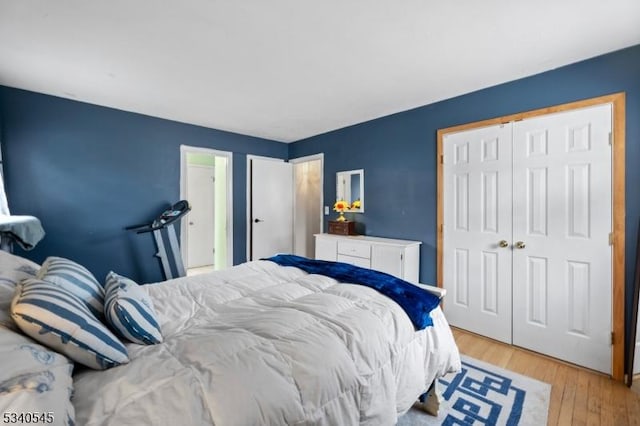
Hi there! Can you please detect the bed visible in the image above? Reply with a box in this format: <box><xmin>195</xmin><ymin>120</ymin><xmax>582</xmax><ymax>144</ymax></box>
<box><xmin>1</xmin><ymin>251</ymin><xmax>460</xmax><ymax>425</ymax></box>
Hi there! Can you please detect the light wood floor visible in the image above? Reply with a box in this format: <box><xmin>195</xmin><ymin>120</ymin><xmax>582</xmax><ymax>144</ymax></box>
<box><xmin>187</xmin><ymin>265</ymin><xmax>215</xmax><ymax>276</ymax></box>
<box><xmin>452</xmin><ymin>328</ymin><xmax>640</xmax><ymax>425</ymax></box>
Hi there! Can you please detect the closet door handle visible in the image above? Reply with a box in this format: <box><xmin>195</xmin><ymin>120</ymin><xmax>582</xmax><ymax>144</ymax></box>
<box><xmin>498</xmin><ymin>240</ymin><xmax>509</xmax><ymax>248</ymax></box>
<box><xmin>515</xmin><ymin>241</ymin><xmax>526</xmax><ymax>249</ymax></box>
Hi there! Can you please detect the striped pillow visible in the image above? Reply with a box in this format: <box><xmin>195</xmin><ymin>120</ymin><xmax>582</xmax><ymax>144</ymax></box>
<box><xmin>37</xmin><ymin>257</ymin><xmax>105</xmax><ymax>318</ymax></box>
<box><xmin>0</xmin><ymin>251</ymin><xmax>39</xmax><ymax>331</ymax></box>
<box><xmin>104</xmin><ymin>272</ymin><xmax>163</xmax><ymax>345</ymax></box>
<box><xmin>11</xmin><ymin>278</ymin><xmax>129</xmax><ymax>370</ymax></box>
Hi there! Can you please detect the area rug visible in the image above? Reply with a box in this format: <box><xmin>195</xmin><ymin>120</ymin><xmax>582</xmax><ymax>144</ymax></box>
<box><xmin>397</xmin><ymin>355</ymin><xmax>551</xmax><ymax>425</ymax></box>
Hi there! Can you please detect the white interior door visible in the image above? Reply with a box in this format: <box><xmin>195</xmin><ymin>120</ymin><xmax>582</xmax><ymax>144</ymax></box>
<box><xmin>250</xmin><ymin>158</ymin><xmax>293</xmax><ymax>260</ymax></box>
<box><xmin>511</xmin><ymin>104</ymin><xmax>613</xmax><ymax>374</ymax></box>
<box><xmin>186</xmin><ymin>164</ymin><xmax>215</xmax><ymax>268</ymax></box>
<box><xmin>443</xmin><ymin>123</ymin><xmax>513</xmax><ymax>343</ymax></box>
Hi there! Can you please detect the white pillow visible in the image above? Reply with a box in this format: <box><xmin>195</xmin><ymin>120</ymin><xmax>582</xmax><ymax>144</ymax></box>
<box><xmin>104</xmin><ymin>272</ymin><xmax>163</xmax><ymax>345</ymax></box>
<box><xmin>0</xmin><ymin>324</ymin><xmax>75</xmax><ymax>426</ymax></box>
<box><xmin>37</xmin><ymin>257</ymin><xmax>105</xmax><ymax>318</ymax></box>
<box><xmin>0</xmin><ymin>250</ymin><xmax>39</xmax><ymax>274</ymax></box>
<box><xmin>11</xmin><ymin>278</ymin><xmax>129</xmax><ymax>370</ymax></box>
<box><xmin>0</xmin><ymin>251</ymin><xmax>39</xmax><ymax>331</ymax></box>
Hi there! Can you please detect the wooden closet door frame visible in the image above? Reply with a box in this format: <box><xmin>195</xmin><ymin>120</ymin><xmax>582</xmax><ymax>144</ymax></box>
<box><xmin>436</xmin><ymin>92</ymin><xmax>626</xmax><ymax>381</ymax></box>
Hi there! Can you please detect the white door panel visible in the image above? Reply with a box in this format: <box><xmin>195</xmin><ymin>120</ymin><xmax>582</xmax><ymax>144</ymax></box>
<box><xmin>512</xmin><ymin>103</ymin><xmax>612</xmax><ymax>373</ymax></box>
<box><xmin>443</xmin><ymin>103</ymin><xmax>613</xmax><ymax>373</ymax></box>
<box><xmin>443</xmin><ymin>124</ymin><xmax>513</xmax><ymax>343</ymax></box>
<box><xmin>251</xmin><ymin>159</ymin><xmax>293</xmax><ymax>260</ymax></box>
<box><xmin>186</xmin><ymin>165</ymin><xmax>215</xmax><ymax>268</ymax></box>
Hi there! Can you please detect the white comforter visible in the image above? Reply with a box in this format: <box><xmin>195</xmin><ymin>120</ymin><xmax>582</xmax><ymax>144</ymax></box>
<box><xmin>73</xmin><ymin>261</ymin><xmax>460</xmax><ymax>425</ymax></box>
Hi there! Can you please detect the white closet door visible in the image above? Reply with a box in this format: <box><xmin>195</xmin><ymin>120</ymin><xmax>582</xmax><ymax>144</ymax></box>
<box><xmin>443</xmin><ymin>124</ymin><xmax>513</xmax><ymax>343</ymax></box>
<box><xmin>512</xmin><ymin>104</ymin><xmax>612</xmax><ymax>374</ymax></box>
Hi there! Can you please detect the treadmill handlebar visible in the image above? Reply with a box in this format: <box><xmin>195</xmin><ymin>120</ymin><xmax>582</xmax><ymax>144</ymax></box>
<box><xmin>126</xmin><ymin>200</ymin><xmax>191</xmax><ymax>234</ymax></box>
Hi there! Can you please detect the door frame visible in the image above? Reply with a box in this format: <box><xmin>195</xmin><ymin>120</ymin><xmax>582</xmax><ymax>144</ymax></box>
<box><xmin>180</xmin><ymin>145</ymin><xmax>234</xmax><ymax>270</ymax></box>
<box><xmin>290</xmin><ymin>153</ymin><xmax>325</xmax><ymax>238</ymax></box>
<box><xmin>436</xmin><ymin>92</ymin><xmax>626</xmax><ymax>380</ymax></box>
<box><xmin>246</xmin><ymin>155</ymin><xmax>287</xmax><ymax>261</ymax></box>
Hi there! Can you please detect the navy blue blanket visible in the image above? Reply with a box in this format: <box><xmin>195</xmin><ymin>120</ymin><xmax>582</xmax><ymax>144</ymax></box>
<box><xmin>264</xmin><ymin>254</ymin><xmax>441</xmax><ymax>329</ymax></box>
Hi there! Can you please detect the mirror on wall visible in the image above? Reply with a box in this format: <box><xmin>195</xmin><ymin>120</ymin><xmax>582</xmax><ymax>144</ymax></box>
<box><xmin>336</xmin><ymin>169</ymin><xmax>364</xmax><ymax>212</ymax></box>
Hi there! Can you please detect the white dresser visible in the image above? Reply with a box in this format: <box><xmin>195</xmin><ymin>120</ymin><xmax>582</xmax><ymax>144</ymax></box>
<box><xmin>314</xmin><ymin>234</ymin><xmax>421</xmax><ymax>283</ymax></box>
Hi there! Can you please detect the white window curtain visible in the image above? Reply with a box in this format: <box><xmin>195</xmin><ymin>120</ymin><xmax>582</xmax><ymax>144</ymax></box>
<box><xmin>0</xmin><ymin>149</ymin><xmax>9</xmax><ymax>215</ymax></box>
<box><xmin>0</xmin><ymin>174</ymin><xmax>9</xmax><ymax>215</ymax></box>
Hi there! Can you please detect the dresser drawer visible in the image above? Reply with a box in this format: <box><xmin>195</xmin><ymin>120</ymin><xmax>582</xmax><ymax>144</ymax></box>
<box><xmin>337</xmin><ymin>254</ymin><xmax>371</xmax><ymax>269</ymax></box>
<box><xmin>315</xmin><ymin>233</ymin><xmax>421</xmax><ymax>282</ymax></box>
<box><xmin>337</xmin><ymin>241</ymin><xmax>371</xmax><ymax>259</ymax></box>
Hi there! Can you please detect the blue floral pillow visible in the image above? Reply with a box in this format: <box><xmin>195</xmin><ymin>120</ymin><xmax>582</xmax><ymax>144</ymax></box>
<box><xmin>0</xmin><ymin>324</ymin><xmax>76</xmax><ymax>425</ymax></box>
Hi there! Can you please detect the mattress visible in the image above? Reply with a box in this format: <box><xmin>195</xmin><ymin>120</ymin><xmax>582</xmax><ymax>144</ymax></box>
<box><xmin>72</xmin><ymin>260</ymin><xmax>460</xmax><ymax>425</ymax></box>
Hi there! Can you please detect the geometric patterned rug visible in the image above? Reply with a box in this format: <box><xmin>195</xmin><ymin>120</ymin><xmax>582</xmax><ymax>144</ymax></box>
<box><xmin>397</xmin><ymin>355</ymin><xmax>551</xmax><ymax>425</ymax></box>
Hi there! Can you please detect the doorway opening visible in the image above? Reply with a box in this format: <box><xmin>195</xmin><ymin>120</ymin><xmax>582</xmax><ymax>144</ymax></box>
<box><xmin>291</xmin><ymin>154</ymin><xmax>323</xmax><ymax>258</ymax></box>
<box><xmin>180</xmin><ymin>145</ymin><xmax>233</xmax><ymax>275</ymax></box>
<box><xmin>246</xmin><ymin>154</ymin><xmax>323</xmax><ymax>261</ymax></box>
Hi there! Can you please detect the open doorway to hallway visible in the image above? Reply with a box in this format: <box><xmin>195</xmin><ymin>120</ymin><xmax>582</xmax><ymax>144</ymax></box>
<box><xmin>246</xmin><ymin>153</ymin><xmax>323</xmax><ymax>261</ymax></box>
<box><xmin>291</xmin><ymin>154</ymin><xmax>323</xmax><ymax>258</ymax></box>
<box><xmin>180</xmin><ymin>145</ymin><xmax>233</xmax><ymax>276</ymax></box>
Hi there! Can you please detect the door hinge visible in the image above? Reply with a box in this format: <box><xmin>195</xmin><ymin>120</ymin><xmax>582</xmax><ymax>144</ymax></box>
<box><xmin>611</xmin><ymin>331</ymin><xmax>615</xmax><ymax>345</ymax></box>
<box><xmin>440</xmin><ymin>155</ymin><xmax>444</xmax><ymax>164</ymax></box>
<box><xmin>609</xmin><ymin>233</ymin><xmax>614</xmax><ymax>246</ymax></box>
<box><xmin>440</xmin><ymin>224</ymin><xmax>444</xmax><ymax>233</ymax></box>
<box><xmin>609</xmin><ymin>132</ymin><xmax>613</xmax><ymax>146</ymax></box>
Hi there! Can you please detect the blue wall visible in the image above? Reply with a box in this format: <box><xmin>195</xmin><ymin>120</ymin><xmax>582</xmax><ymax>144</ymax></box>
<box><xmin>1</xmin><ymin>44</ymin><xmax>639</xmax><ymax>355</ymax></box>
<box><xmin>289</xmin><ymin>44</ymin><xmax>640</xmax><ymax>346</ymax></box>
<box><xmin>0</xmin><ymin>87</ymin><xmax>287</xmax><ymax>283</ymax></box>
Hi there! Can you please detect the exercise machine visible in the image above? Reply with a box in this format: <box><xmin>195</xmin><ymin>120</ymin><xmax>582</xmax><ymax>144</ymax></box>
<box><xmin>127</xmin><ymin>200</ymin><xmax>191</xmax><ymax>280</ymax></box>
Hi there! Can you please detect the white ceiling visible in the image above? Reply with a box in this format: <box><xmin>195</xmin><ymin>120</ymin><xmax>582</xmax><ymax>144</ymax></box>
<box><xmin>1</xmin><ymin>1</ymin><xmax>639</xmax><ymax>143</ymax></box>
